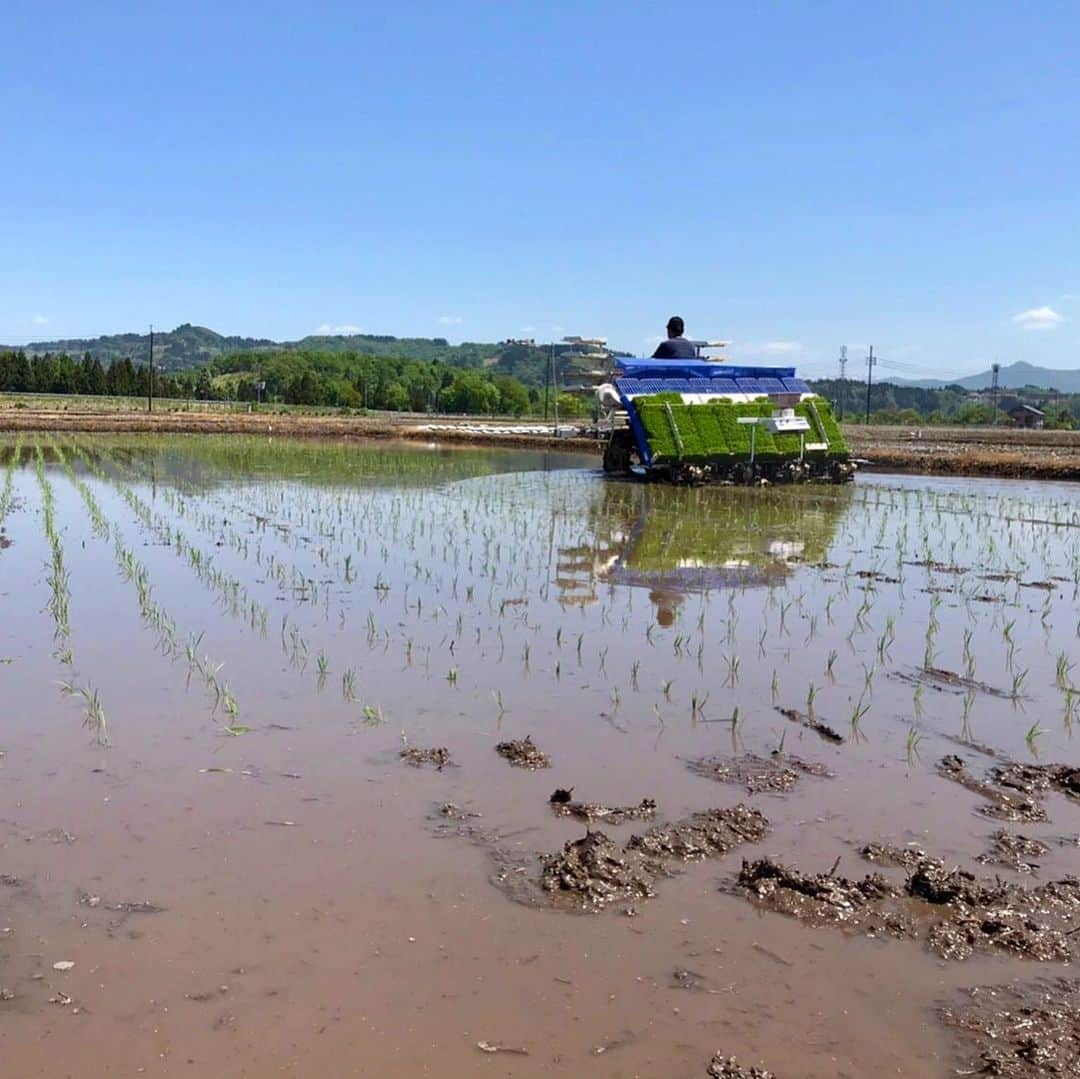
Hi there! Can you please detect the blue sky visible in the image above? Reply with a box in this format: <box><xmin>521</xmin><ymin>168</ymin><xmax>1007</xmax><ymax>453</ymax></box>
<box><xmin>3</xmin><ymin>2</ymin><xmax>1078</xmax><ymax>377</ymax></box>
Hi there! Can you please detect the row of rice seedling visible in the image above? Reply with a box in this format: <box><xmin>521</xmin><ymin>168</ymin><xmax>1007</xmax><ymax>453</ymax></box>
<box><xmin>56</xmin><ymin>445</ymin><xmax>241</xmax><ymax>728</ymax></box>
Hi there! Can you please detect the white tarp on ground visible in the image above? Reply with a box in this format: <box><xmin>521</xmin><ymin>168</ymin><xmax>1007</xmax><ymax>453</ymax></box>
<box><xmin>417</xmin><ymin>424</ymin><xmax>581</xmax><ymax>437</ymax></box>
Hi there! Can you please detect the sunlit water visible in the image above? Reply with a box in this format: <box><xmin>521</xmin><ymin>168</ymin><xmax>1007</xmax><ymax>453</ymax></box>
<box><xmin>0</xmin><ymin>434</ymin><xmax>1077</xmax><ymax>1077</ymax></box>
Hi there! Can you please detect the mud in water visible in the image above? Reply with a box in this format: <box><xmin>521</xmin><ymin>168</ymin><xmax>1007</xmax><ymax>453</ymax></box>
<box><xmin>775</xmin><ymin>707</ymin><xmax>845</xmax><ymax>744</ymax></box>
<box><xmin>991</xmin><ymin>761</ymin><xmax>1080</xmax><ymax>801</ymax></box>
<box><xmin>400</xmin><ymin>745</ymin><xmax>453</xmax><ymax>769</ymax></box>
<box><xmin>687</xmin><ymin>753</ymin><xmax>831</xmax><ymax>794</ymax></box>
<box><xmin>978</xmin><ymin>829</ymin><xmax>1050</xmax><ymax>873</ymax></box>
<box><xmin>896</xmin><ymin>665</ymin><xmax>1012</xmax><ymax>698</ymax></box>
<box><xmin>938</xmin><ymin>755</ymin><xmax>1049</xmax><ymax>822</ymax></box>
<box><xmin>941</xmin><ymin>978</ymin><xmax>1080</xmax><ymax>1077</ymax></box>
<box><xmin>549</xmin><ymin>795</ymin><xmax>657</xmax><ymax>824</ymax></box>
<box><xmin>541</xmin><ymin>806</ymin><xmax>769</xmax><ymax>912</ymax></box>
<box><xmin>736</xmin><ymin>851</ymin><xmax>1080</xmax><ymax>962</ymax></box>
<box><xmin>4</xmin><ymin>437</ymin><xmax>1080</xmax><ymax>1076</ymax></box>
<box><xmin>495</xmin><ymin>735</ymin><xmax>551</xmax><ymax>769</ymax></box>
<box><xmin>860</xmin><ymin>841</ymin><xmax>931</xmax><ymax>869</ymax></box>
<box><xmin>707</xmin><ymin>1053</ymin><xmax>777</xmax><ymax>1078</ymax></box>
<box><xmin>540</xmin><ymin>831</ymin><xmax>659</xmax><ymax>910</ymax></box>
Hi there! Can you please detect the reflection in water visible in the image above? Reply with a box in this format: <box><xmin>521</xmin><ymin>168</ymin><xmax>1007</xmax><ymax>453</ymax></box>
<box><xmin>558</xmin><ymin>480</ymin><xmax>851</xmax><ymax>623</ymax></box>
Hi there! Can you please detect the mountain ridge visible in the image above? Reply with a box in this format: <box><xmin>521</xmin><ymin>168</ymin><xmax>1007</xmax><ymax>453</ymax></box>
<box><xmin>880</xmin><ymin>360</ymin><xmax>1080</xmax><ymax>393</ymax></box>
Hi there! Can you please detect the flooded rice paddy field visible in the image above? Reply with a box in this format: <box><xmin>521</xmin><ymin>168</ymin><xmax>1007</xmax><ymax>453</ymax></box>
<box><xmin>1</xmin><ymin>434</ymin><xmax>1078</xmax><ymax>1077</ymax></box>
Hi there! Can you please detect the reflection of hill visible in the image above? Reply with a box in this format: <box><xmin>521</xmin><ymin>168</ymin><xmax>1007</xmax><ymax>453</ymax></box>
<box><xmin>557</xmin><ymin>482</ymin><xmax>851</xmax><ymax>618</ymax></box>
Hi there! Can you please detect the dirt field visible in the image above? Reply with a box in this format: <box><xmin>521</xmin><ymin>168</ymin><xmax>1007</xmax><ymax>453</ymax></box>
<box><xmin>2</xmin><ymin>405</ymin><xmax>1080</xmax><ymax>479</ymax></box>
<box><xmin>844</xmin><ymin>423</ymin><xmax>1080</xmax><ymax>480</ymax></box>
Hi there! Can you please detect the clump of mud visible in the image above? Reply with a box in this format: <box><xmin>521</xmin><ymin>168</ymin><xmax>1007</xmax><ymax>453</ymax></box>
<box><xmin>549</xmin><ymin>795</ymin><xmax>657</xmax><ymax>825</ymax></box>
<box><xmin>688</xmin><ymin>754</ymin><xmax>830</xmax><ymax>794</ymax></box>
<box><xmin>735</xmin><ymin>851</ymin><xmax>1080</xmax><ymax>962</ymax></box>
<box><xmin>942</xmin><ymin>978</ymin><xmax>1080</xmax><ymax>1077</ymax></box>
<box><xmin>400</xmin><ymin>746</ymin><xmax>452</xmax><ymax>769</ymax></box>
<box><xmin>706</xmin><ymin>1053</ymin><xmax>776</xmax><ymax>1078</ymax></box>
<box><xmin>542</xmin><ymin>805</ymin><xmax>769</xmax><ymax>912</ymax></box>
<box><xmin>540</xmin><ymin>832</ymin><xmax>657</xmax><ymax>908</ymax></box>
<box><xmin>897</xmin><ymin>666</ymin><xmax>1010</xmax><ymax>698</ymax></box>
<box><xmin>775</xmin><ymin>707</ymin><xmax>844</xmax><ymax>744</ymax></box>
<box><xmin>736</xmin><ymin>858</ymin><xmax>903</xmax><ymax>931</ymax></box>
<box><xmin>629</xmin><ymin>806</ymin><xmax>770</xmax><ymax>862</ymax></box>
<box><xmin>860</xmin><ymin>842</ymin><xmax>930</xmax><ymax>869</ymax></box>
<box><xmin>978</xmin><ymin>830</ymin><xmax>1049</xmax><ymax>874</ymax></box>
<box><xmin>938</xmin><ymin>755</ymin><xmax>1047</xmax><ymax>822</ymax></box>
<box><xmin>991</xmin><ymin>762</ymin><xmax>1080</xmax><ymax>802</ymax></box>
<box><xmin>495</xmin><ymin>735</ymin><xmax>550</xmax><ymax>769</ymax></box>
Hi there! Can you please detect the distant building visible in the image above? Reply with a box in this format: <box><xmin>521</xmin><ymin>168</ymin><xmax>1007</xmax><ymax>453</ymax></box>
<box><xmin>1007</xmin><ymin>404</ymin><xmax>1045</xmax><ymax>429</ymax></box>
<box><xmin>503</xmin><ymin>338</ymin><xmax>536</xmax><ymax>347</ymax></box>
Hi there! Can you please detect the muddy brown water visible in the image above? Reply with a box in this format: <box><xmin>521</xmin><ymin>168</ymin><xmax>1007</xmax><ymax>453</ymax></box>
<box><xmin>1</xmin><ymin>434</ymin><xmax>1078</xmax><ymax>1077</ymax></box>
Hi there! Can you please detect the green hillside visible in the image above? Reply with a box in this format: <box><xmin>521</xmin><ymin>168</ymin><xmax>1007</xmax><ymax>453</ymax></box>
<box><xmin>8</xmin><ymin>324</ymin><xmax>557</xmax><ymax>382</ymax></box>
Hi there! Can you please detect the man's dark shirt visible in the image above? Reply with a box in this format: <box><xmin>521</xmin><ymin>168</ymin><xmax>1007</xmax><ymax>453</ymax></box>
<box><xmin>652</xmin><ymin>336</ymin><xmax>697</xmax><ymax>359</ymax></box>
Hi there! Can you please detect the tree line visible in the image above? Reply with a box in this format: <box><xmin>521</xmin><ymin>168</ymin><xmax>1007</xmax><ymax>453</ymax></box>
<box><xmin>0</xmin><ymin>348</ymin><xmax>588</xmax><ymax>417</ymax></box>
<box><xmin>0</xmin><ymin>351</ymin><xmax>186</xmax><ymax>398</ymax></box>
<box><xmin>810</xmin><ymin>377</ymin><xmax>1078</xmax><ymax>429</ymax></box>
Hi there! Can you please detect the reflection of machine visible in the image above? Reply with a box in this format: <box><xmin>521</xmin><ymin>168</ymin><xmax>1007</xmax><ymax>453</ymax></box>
<box><xmin>597</xmin><ymin>354</ymin><xmax>854</xmax><ymax>485</ymax></box>
<box><xmin>557</xmin><ymin>481</ymin><xmax>851</xmax><ymax>622</ymax></box>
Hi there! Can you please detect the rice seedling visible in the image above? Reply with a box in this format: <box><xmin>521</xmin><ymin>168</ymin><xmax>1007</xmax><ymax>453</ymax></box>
<box><xmin>1056</xmin><ymin>651</ymin><xmax>1074</xmax><ymax>690</ymax></box>
<box><xmin>690</xmin><ymin>690</ymin><xmax>708</xmax><ymax>721</ymax></box>
<box><xmin>723</xmin><ymin>653</ymin><xmax>740</xmax><ymax>687</ymax></box>
<box><xmin>80</xmin><ymin>685</ymin><xmax>108</xmax><ymax>745</ymax></box>
<box><xmin>825</xmin><ymin>649</ymin><xmax>838</xmax><ymax>680</ymax></box>
<box><xmin>849</xmin><ymin>698</ymin><xmax>870</xmax><ymax>735</ymax></box>
<box><xmin>905</xmin><ymin>726</ymin><xmax>922</xmax><ymax>764</ymax></box>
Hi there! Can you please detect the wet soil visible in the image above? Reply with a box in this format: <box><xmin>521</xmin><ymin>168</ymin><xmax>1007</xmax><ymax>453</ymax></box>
<box><xmin>735</xmin><ymin>852</ymin><xmax>1080</xmax><ymax>962</ymax></box>
<box><xmin>687</xmin><ymin>753</ymin><xmax>831</xmax><ymax>794</ymax></box>
<box><xmin>541</xmin><ymin>806</ymin><xmax>769</xmax><ymax>912</ymax></box>
<box><xmin>978</xmin><ymin>830</ymin><xmax>1050</xmax><ymax>874</ymax></box>
<box><xmin>991</xmin><ymin>761</ymin><xmax>1080</xmax><ymax>801</ymax></box>
<box><xmin>400</xmin><ymin>745</ymin><xmax>453</xmax><ymax>769</ymax></box>
<box><xmin>540</xmin><ymin>831</ymin><xmax>659</xmax><ymax>909</ymax></box>
<box><xmin>775</xmin><ymin>707</ymin><xmax>845</xmax><ymax>744</ymax></box>
<box><xmin>495</xmin><ymin>735</ymin><xmax>551</xmax><ymax>769</ymax></box>
<box><xmin>938</xmin><ymin>755</ymin><xmax>1049</xmax><ymax>822</ymax></box>
<box><xmin>941</xmin><ymin>978</ymin><xmax>1080</xmax><ymax>1077</ymax></box>
<box><xmin>4</xmin><ymin>440</ymin><xmax>1080</xmax><ymax>1076</ymax></box>
<box><xmin>860</xmin><ymin>841</ymin><xmax>931</xmax><ymax>869</ymax></box>
<box><xmin>707</xmin><ymin>1053</ymin><xmax>777</xmax><ymax>1078</ymax></box>
<box><xmin>549</xmin><ymin>796</ymin><xmax>657</xmax><ymax>824</ymax></box>
<box><xmin>897</xmin><ymin>665</ymin><xmax>1011</xmax><ymax>698</ymax></box>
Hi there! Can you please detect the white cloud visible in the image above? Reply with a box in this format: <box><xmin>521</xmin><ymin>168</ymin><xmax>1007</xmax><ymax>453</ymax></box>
<box><xmin>314</xmin><ymin>323</ymin><xmax>363</xmax><ymax>335</ymax></box>
<box><xmin>520</xmin><ymin>325</ymin><xmax>536</xmax><ymax>334</ymax></box>
<box><xmin>1011</xmin><ymin>306</ymin><xmax>1063</xmax><ymax>330</ymax></box>
<box><xmin>438</xmin><ymin>315</ymin><xmax>463</xmax><ymax>326</ymax></box>
<box><xmin>32</xmin><ymin>314</ymin><xmax>48</xmax><ymax>325</ymax></box>
<box><xmin>739</xmin><ymin>340</ymin><xmax>804</xmax><ymax>356</ymax></box>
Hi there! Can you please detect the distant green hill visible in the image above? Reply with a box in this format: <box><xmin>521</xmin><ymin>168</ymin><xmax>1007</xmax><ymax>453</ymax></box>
<box><xmin>5</xmin><ymin>323</ymin><xmax>623</xmax><ymax>389</ymax></box>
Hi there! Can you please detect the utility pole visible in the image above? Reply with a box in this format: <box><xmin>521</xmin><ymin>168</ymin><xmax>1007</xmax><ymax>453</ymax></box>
<box><xmin>544</xmin><ymin>342</ymin><xmax>553</xmax><ymax>421</ymax></box>
<box><xmin>551</xmin><ymin>344</ymin><xmax>560</xmax><ymax>433</ymax></box>
<box><xmin>990</xmin><ymin>362</ymin><xmax>1001</xmax><ymax>420</ymax></box>
<box><xmin>864</xmin><ymin>345</ymin><xmax>876</xmax><ymax>425</ymax></box>
<box><xmin>838</xmin><ymin>345</ymin><xmax>848</xmax><ymax>421</ymax></box>
<box><xmin>147</xmin><ymin>324</ymin><xmax>154</xmax><ymax>413</ymax></box>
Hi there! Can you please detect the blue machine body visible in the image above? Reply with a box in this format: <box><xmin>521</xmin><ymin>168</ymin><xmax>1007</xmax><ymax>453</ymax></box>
<box><xmin>609</xmin><ymin>358</ymin><xmax>812</xmax><ymax>467</ymax></box>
